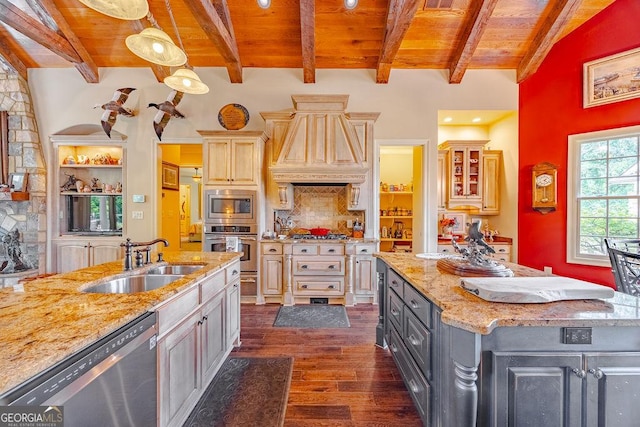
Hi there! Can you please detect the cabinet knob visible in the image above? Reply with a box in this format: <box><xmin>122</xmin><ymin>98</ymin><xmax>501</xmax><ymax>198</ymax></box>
<box><xmin>328</xmin><ymin>285</ymin><xmax>335</xmax><ymax>289</ymax></box>
<box><xmin>409</xmin><ymin>299</ymin><xmax>420</xmax><ymax>309</ymax></box>
<box><xmin>269</xmin><ymin>248</ymin><xmax>277</xmax><ymax>252</ymax></box>
<box><xmin>571</xmin><ymin>368</ymin><xmax>586</xmax><ymax>378</ymax></box>
<box><xmin>588</xmin><ymin>368</ymin><xmax>604</xmax><ymax>379</ymax></box>
<box><xmin>301</xmin><ymin>265</ymin><xmax>308</xmax><ymax>269</ymax></box>
<box><xmin>232</xmin><ymin>269</ymin><xmax>239</xmax><ymax>275</ymax></box>
<box><xmin>301</xmin><ymin>284</ymin><xmax>308</xmax><ymax>289</ymax></box>
<box><xmin>328</xmin><ymin>265</ymin><xmax>335</xmax><ymax>269</ymax></box>
<box><xmin>360</xmin><ymin>249</ymin><xmax>368</xmax><ymax>253</ymax></box>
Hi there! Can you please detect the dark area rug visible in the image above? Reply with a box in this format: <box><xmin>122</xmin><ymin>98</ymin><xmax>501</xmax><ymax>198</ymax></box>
<box><xmin>273</xmin><ymin>305</ymin><xmax>351</xmax><ymax>328</ymax></box>
<box><xmin>183</xmin><ymin>357</ymin><xmax>293</xmax><ymax>427</ymax></box>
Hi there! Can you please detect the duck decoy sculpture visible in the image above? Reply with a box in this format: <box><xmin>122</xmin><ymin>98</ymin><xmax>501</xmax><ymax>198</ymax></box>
<box><xmin>95</xmin><ymin>88</ymin><xmax>136</xmax><ymax>138</ymax></box>
<box><xmin>148</xmin><ymin>90</ymin><xmax>185</xmax><ymax>141</ymax></box>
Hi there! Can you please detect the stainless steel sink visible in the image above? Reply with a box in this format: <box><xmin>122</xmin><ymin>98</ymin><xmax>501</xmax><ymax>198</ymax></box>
<box><xmin>146</xmin><ymin>264</ymin><xmax>204</xmax><ymax>275</ymax></box>
<box><xmin>82</xmin><ymin>274</ymin><xmax>184</xmax><ymax>294</ymax></box>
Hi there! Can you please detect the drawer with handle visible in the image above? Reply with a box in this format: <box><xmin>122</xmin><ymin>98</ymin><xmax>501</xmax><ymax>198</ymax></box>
<box><xmin>262</xmin><ymin>243</ymin><xmax>283</xmax><ymax>255</ymax></box>
<box><xmin>293</xmin><ymin>257</ymin><xmax>344</xmax><ymax>275</ymax></box>
<box><xmin>293</xmin><ymin>277</ymin><xmax>345</xmax><ymax>295</ymax></box>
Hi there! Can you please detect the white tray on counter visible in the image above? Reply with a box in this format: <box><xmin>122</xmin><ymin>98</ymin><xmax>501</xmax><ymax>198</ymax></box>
<box><xmin>460</xmin><ymin>276</ymin><xmax>615</xmax><ymax>303</ymax></box>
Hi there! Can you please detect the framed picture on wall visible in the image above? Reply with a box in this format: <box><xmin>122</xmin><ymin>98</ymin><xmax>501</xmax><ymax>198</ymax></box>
<box><xmin>162</xmin><ymin>162</ymin><xmax>179</xmax><ymax>191</ymax></box>
<box><xmin>443</xmin><ymin>213</ymin><xmax>467</xmax><ymax>234</ymax></box>
<box><xmin>583</xmin><ymin>46</ymin><xmax>640</xmax><ymax>108</ymax></box>
<box><xmin>9</xmin><ymin>172</ymin><xmax>28</xmax><ymax>192</ymax></box>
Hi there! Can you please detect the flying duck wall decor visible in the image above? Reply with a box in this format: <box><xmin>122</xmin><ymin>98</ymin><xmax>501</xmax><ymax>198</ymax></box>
<box><xmin>148</xmin><ymin>90</ymin><xmax>185</xmax><ymax>141</ymax></box>
<box><xmin>95</xmin><ymin>88</ymin><xmax>136</xmax><ymax>138</ymax></box>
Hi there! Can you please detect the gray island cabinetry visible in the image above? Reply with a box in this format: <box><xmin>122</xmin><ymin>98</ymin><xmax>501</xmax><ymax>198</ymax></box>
<box><xmin>376</xmin><ymin>253</ymin><xmax>640</xmax><ymax>427</ymax></box>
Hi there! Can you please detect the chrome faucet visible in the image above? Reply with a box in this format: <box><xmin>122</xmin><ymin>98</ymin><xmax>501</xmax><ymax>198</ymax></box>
<box><xmin>121</xmin><ymin>238</ymin><xmax>170</xmax><ymax>271</ymax></box>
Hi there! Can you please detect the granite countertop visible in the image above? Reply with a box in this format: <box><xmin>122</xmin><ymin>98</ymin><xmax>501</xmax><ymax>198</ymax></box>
<box><xmin>376</xmin><ymin>252</ymin><xmax>640</xmax><ymax>335</ymax></box>
<box><xmin>0</xmin><ymin>251</ymin><xmax>241</xmax><ymax>395</ymax></box>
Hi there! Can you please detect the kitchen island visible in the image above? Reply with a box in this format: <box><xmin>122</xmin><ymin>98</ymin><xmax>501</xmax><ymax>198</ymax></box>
<box><xmin>376</xmin><ymin>252</ymin><xmax>640</xmax><ymax>427</ymax></box>
<box><xmin>0</xmin><ymin>251</ymin><xmax>241</xmax><ymax>408</ymax></box>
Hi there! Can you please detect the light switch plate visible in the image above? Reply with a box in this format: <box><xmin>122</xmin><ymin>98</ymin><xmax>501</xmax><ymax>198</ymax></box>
<box><xmin>132</xmin><ymin>211</ymin><xmax>143</xmax><ymax>219</ymax></box>
<box><xmin>132</xmin><ymin>194</ymin><xmax>145</xmax><ymax>203</ymax></box>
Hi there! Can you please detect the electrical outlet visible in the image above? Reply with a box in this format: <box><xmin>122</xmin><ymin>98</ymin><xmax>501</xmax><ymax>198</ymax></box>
<box><xmin>543</xmin><ymin>266</ymin><xmax>552</xmax><ymax>274</ymax></box>
<box><xmin>132</xmin><ymin>211</ymin><xmax>143</xmax><ymax>220</ymax></box>
<box><xmin>347</xmin><ymin>219</ymin><xmax>353</xmax><ymax>228</ymax></box>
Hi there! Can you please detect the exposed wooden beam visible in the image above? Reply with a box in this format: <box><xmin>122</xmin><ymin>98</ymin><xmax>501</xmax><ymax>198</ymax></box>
<box><xmin>0</xmin><ymin>0</ymin><xmax>80</xmax><ymax>63</ymax></box>
<box><xmin>448</xmin><ymin>0</ymin><xmax>498</xmax><ymax>84</ymax></box>
<box><xmin>299</xmin><ymin>0</ymin><xmax>315</xmax><ymax>83</ymax></box>
<box><xmin>182</xmin><ymin>0</ymin><xmax>242</xmax><ymax>83</ymax></box>
<box><xmin>517</xmin><ymin>0</ymin><xmax>581</xmax><ymax>83</ymax></box>
<box><xmin>131</xmin><ymin>20</ymin><xmax>170</xmax><ymax>83</ymax></box>
<box><xmin>0</xmin><ymin>35</ymin><xmax>28</xmax><ymax>80</ymax></box>
<box><xmin>376</xmin><ymin>0</ymin><xmax>421</xmax><ymax>84</ymax></box>
<box><xmin>33</xmin><ymin>0</ymin><xmax>99</xmax><ymax>83</ymax></box>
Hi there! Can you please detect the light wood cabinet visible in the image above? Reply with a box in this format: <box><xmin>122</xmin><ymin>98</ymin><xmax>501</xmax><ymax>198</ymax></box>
<box><xmin>351</xmin><ymin>243</ymin><xmax>377</xmax><ymax>303</ymax></box>
<box><xmin>54</xmin><ymin>239</ymin><xmax>123</xmax><ymax>273</ymax></box>
<box><xmin>437</xmin><ymin>150</ymin><xmax>447</xmax><ymax>211</ymax></box>
<box><xmin>157</xmin><ymin>260</ymin><xmax>241</xmax><ymax>427</ymax></box>
<box><xmin>200</xmin><ymin>131</ymin><xmax>266</xmax><ymax>186</ymax></box>
<box><xmin>260</xmin><ymin>242</ymin><xmax>283</xmax><ymax>302</ymax></box>
<box><xmin>439</xmin><ymin>140</ymin><xmax>487</xmax><ymax>209</ymax></box>
<box><xmin>480</xmin><ymin>150</ymin><xmax>501</xmax><ymax>215</ymax></box>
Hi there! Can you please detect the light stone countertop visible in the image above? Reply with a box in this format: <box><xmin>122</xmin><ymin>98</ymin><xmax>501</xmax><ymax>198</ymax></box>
<box><xmin>0</xmin><ymin>251</ymin><xmax>241</xmax><ymax>395</ymax></box>
<box><xmin>376</xmin><ymin>252</ymin><xmax>640</xmax><ymax>335</ymax></box>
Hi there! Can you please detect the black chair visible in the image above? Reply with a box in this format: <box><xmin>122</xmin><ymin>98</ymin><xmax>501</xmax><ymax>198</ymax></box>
<box><xmin>604</xmin><ymin>238</ymin><xmax>640</xmax><ymax>296</ymax></box>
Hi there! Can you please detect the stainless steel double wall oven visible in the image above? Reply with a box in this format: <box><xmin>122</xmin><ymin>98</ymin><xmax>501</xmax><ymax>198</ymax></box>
<box><xmin>203</xmin><ymin>189</ymin><xmax>257</xmax><ymax>294</ymax></box>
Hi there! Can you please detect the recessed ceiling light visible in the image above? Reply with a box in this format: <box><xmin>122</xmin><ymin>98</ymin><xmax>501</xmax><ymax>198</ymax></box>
<box><xmin>443</xmin><ymin>117</ymin><xmax>453</xmax><ymax>123</ymax></box>
<box><xmin>257</xmin><ymin>0</ymin><xmax>270</xmax><ymax>8</ymax></box>
<box><xmin>472</xmin><ymin>117</ymin><xmax>482</xmax><ymax>123</ymax></box>
<box><xmin>345</xmin><ymin>0</ymin><xmax>358</xmax><ymax>9</ymax></box>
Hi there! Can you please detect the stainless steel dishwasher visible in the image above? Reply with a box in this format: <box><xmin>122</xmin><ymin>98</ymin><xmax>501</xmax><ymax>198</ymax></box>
<box><xmin>0</xmin><ymin>312</ymin><xmax>157</xmax><ymax>427</ymax></box>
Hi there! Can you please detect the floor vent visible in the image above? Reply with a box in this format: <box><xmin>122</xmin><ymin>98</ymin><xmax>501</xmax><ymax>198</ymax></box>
<box><xmin>310</xmin><ymin>298</ymin><xmax>328</xmax><ymax>305</ymax></box>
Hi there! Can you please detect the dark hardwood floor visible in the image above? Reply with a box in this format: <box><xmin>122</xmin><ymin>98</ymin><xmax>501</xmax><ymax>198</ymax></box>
<box><xmin>231</xmin><ymin>304</ymin><xmax>423</xmax><ymax>426</ymax></box>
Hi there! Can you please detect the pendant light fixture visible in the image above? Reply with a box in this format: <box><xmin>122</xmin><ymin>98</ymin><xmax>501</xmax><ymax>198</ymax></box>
<box><xmin>162</xmin><ymin>0</ymin><xmax>210</xmax><ymax>94</ymax></box>
<box><xmin>344</xmin><ymin>0</ymin><xmax>358</xmax><ymax>10</ymax></box>
<box><xmin>125</xmin><ymin>27</ymin><xmax>187</xmax><ymax>67</ymax></box>
<box><xmin>192</xmin><ymin>167</ymin><xmax>202</xmax><ymax>183</ymax></box>
<box><xmin>78</xmin><ymin>0</ymin><xmax>149</xmax><ymax>20</ymax></box>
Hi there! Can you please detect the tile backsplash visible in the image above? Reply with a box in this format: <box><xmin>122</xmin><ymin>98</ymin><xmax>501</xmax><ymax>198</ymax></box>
<box><xmin>276</xmin><ymin>185</ymin><xmax>364</xmax><ymax>234</ymax></box>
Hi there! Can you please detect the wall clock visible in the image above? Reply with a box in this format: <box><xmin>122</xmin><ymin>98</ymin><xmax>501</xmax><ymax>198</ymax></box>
<box><xmin>532</xmin><ymin>162</ymin><xmax>557</xmax><ymax>214</ymax></box>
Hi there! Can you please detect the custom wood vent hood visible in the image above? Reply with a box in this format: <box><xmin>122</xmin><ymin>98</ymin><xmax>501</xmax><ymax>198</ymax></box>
<box><xmin>261</xmin><ymin>95</ymin><xmax>379</xmax><ymax>207</ymax></box>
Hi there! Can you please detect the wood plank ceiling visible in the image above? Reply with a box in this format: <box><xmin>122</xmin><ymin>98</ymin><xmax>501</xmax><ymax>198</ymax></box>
<box><xmin>0</xmin><ymin>0</ymin><xmax>616</xmax><ymax>84</ymax></box>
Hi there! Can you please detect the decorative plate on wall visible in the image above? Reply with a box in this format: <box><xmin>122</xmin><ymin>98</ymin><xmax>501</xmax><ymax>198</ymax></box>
<box><xmin>218</xmin><ymin>104</ymin><xmax>249</xmax><ymax>130</ymax></box>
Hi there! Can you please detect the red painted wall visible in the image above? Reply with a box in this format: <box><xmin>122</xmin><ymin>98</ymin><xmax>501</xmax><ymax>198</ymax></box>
<box><xmin>519</xmin><ymin>0</ymin><xmax>640</xmax><ymax>287</ymax></box>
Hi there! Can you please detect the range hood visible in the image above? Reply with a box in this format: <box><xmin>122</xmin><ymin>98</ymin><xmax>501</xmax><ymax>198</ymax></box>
<box><xmin>261</xmin><ymin>95</ymin><xmax>379</xmax><ymax>187</ymax></box>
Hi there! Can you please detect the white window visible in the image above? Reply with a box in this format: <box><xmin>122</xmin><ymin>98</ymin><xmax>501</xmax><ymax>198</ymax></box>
<box><xmin>567</xmin><ymin>125</ymin><xmax>640</xmax><ymax>266</ymax></box>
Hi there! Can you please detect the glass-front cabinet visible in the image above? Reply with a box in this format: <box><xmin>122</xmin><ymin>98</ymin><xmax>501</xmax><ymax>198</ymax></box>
<box><xmin>439</xmin><ymin>140</ymin><xmax>489</xmax><ymax>210</ymax></box>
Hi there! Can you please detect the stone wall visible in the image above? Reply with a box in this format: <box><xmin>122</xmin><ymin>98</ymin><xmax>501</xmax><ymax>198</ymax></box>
<box><xmin>0</xmin><ymin>72</ymin><xmax>47</xmax><ymax>285</ymax></box>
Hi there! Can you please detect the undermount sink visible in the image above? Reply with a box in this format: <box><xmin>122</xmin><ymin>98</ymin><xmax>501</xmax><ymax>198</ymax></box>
<box><xmin>146</xmin><ymin>264</ymin><xmax>204</xmax><ymax>275</ymax></box>
<box><xmin>82</xmin><ymin>274</ymin><xmax>184</xmax><ymax>294</ymax></box>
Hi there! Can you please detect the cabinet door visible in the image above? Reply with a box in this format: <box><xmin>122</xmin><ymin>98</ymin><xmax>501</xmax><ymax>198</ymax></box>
<box><xmin>56</xmin><ymin>242</ymin><xmax>89</xmax><ymax>273</ymax></box>
<box><xmin>226</xmin><ymin>279</ymin><xmax>241</xmax><ymax>347</ymax></box>
<box><xmin>492</xmin><ymin>352</ymin><xmax>583</xmax><ymax>427</ymax></box>
<box><xmin>230</xmin><ymin>140</ymin><xmax>257</xmax><ymax>185</ymax></box>
<box><xmin>584</xmin><ymin>352</ymin><xmax>640</xmax><ymax>427</ymax></box>
<box><xmin>437</xmin><ymin>150</ymin><xmax>447</xmax><ymax>211</ymax></box>
<box><xmin>200</xmin><ymin>292</ymin><xmax>226</xmax><ymax>388</ymax></box>
<box><xmin>355</xmin><ymin>255</ymin><xmax>375</xmax><ymax>296</ymax></box>
<box><xmin>262</xmin><ymin>256</ymin><xmax>283</xmax><ymax>295</ymax></box>
<box><xmin>90</xmin><ymin>242</ymin><xmax>123</xmax><ymax>266</ymax></box>
<box><xmin>205</xmin><ymin>140</ymin><xmax>231</xmax><ymax>184</ymax></box>
<box><xmin>158</xmin><ymin>311</ymin><xmax>201</xmax><ymax>427</ymax></box>
<box><xmin>481</xmin><ymin>151</ymin><xmax>501</xmax><ymax>215</ymax></box>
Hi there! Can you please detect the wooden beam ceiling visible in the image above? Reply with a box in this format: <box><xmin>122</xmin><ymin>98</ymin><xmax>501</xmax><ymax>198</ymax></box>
<box><xmin>517</xmin><ymin>0</ymin><xmax>582</xmax><ymax>83</ymax></box>
<box><xmin>376</xmin><ymin>0</ymin><xmax>421</xmax><ymax>84</ymax></box>
<box><xmin>0</xmin><ymin>0</ymin><xmax>80</xmax><ymax>64</ymax></box>
<box><xmin>33</xmin><ymin>0</ymin><xmax>99</xmax><ymax>83</ymax></box>
<box><xmin>448</xmin><ymin>0</ymin><xmax>499</xmax><ymax>84</ymax></box>
<box><xmin>299</xmin><ymin>0</ymin><xmax>315</xmax><ymax>83</ymax></box>
<box><xmin>182</xmin><ymin>0</ymin><xmax>243</xmax><ymax>83</ymax></box>
<box><xmin>0</xmin><ymin>32</ymin><xmax>27</xmax><ymax>80</ymax></box>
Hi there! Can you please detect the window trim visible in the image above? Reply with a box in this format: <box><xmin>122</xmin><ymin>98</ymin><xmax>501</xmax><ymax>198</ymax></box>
<box><xmin>567</xmin><ymin>124</ymin><xmax>640</xmax><ymax>266</ymax></box>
